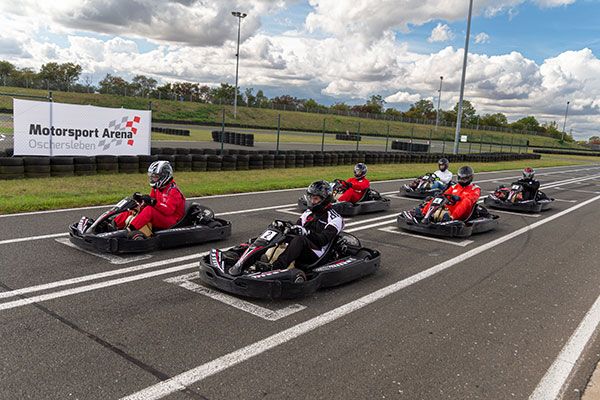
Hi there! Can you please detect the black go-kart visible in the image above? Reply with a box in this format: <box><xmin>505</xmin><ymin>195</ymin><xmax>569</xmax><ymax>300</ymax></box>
<box><xmin>69</xmin><ymin>196</ymin><xmax>231</xmax><ymax>254</ymax></box>
<box><xmin>198</xmin><ymin>220</ymin><xmax>381</xmax><ymax>299</ymax></box>
<box><xmin>484</xmin><ymin>184</ymin><xmax>554</xmax><ymax>213</ymax></box>
<box><xmin>397</xmin><ymin>193</ymin><xmax>499</xmax><ymax>238</ymax></box>
<box><xmin>298</xmin><ymin>179</ymin><xmax>390</xmax><ymax>216</ymax></box>
<box><xmin>401</xmin><ymin>173</ymin><xmax>451</xmax><ymax>199</ymax></box>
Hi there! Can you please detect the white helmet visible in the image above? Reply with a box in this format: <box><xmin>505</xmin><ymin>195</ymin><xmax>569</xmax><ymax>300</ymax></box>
<box><xmin>147</xmin><ymin>160</ymin><xmax>173</xmax><ymax>189</ymax></box>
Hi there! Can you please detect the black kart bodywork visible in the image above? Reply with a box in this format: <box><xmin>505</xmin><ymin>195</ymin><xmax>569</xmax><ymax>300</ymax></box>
<box><xmin>298</xmin><ymin>180</ymin><xmax>390</xmax><ymax>216</ymax></box>
<box><xmin>198</xmin><ymin>221</ymin><xmax>380</xmax><ymax>299</ymax></box>
<box><xmin>69</xmin><ymin>197</ymin><xmax>231</xmax><ymax>254</ymax></box>
<box><xmin>397</xmin><ymin>194</ymin><xmax>499</xmax><ymax>238</ymax></box>
<box><xmin>484</xmin><ymin>184</ymin><xmax>553</xmax><ymax>213</ymax></box>
<box><xmin>401</xmin><ymin>173</ymin><xmax>451</xmax><ymax>199</ymax></box>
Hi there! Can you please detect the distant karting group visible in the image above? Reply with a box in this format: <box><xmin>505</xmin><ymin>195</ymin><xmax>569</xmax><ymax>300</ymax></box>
<box><xmin>69</xmin><ymin>158</ymin><xmax>553</xmax><ymax>299</ymax></box>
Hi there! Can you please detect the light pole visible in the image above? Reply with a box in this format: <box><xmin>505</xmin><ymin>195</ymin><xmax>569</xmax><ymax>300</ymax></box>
<box><xmin>435</xmin><ymin>76</ymin><xmax>443</xmax><ymax>130</ymax></box>
<box><xmin>561</xmin><ymin>101</ymin><xmax>570</xmax><ymax>142</ymax></box>
<box><xmin>453</xmin><ymin>0</ymin><xmax>473</xmax><ymax>154</ymax></box>
<box><xmin>232</xmin><ymin>11</ymin><xmax>247</xmax><ymax>119</ymax></box>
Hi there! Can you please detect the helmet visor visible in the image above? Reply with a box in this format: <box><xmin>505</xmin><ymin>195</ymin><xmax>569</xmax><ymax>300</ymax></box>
<box><xmin>148</xmin><ymin>172</ymin><xmax>161</xmax><ymax>184</ymax></box>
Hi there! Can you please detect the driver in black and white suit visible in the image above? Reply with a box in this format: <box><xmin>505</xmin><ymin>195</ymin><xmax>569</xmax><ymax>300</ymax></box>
<box><xmin>270</xmin><ymin>180</ymin><xmax>344</xmax><ymax>270</ymax></box>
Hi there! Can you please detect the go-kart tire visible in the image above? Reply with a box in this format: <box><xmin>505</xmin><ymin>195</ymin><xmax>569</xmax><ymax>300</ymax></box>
<box><xmin>74</xmin><ymin>163</ymin><xmax>97</xmax><ymax>176</ymax></box>
<box><xmin>291</xmin><ymin>269</ymin><xmax>306</xmax><ymax>283</ymax></box>
<box><xmin>285</xmin><ymin>154</ymin><xmax>296</xmax><ymax>168</ymax></box>
<box><xmin>23</xmin><ymin>157</ymin><xmax>49</xmax><ymax>166</ymax></box>
<box><xmin>355</xmin><ymin>250</ymin><xmax>372</xmax><ymax>260</ymax></box>
<box><xmin>0</xmin><ymin>173</ymin><xmax>25</xmax><ymax>180</ymax></box>
<box><xmin>51</xmin><ymin>164</ymin><xmax>74</xmax><ymax>176</ymax></box>
<box><xmin>0</xmin><ymin>165</ymin><xmax>24</xmax><ymax>174</ymax></box>
<box><xmin>0</xmin><ymin>157</ymin><xmax>23</xmax><ymax>166</ymax></box>
<box><xmin>50</xmin><ymin>157</ymin><xmax>74</xmax><ymax>165</ymax></box>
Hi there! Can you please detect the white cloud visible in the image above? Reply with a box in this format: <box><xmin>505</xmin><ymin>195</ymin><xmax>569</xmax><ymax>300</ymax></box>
<box><xmin>428</xmin><ymin>23</ymin><xmax>454</xmax><ymax>43</ymax></box>
<box><xmin>385</xmin><ymin>91</ymin><xmax>422</xmax><ymax>103</ymax></box>
<box><xmin>534</xmin><ymin>0</ymin><xmax>576</xmax><ymax>7</ymax></box>
<box><xmin>474</xmin><ymin>32</ymin><xmax>490</xmax><ymax>44</ymax></box>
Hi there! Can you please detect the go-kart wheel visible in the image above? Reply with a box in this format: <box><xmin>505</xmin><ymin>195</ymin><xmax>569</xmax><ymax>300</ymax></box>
<box><xmin>355</xmin><ymin>250</ymin><xmax>372</xmax><ymax>260</ymax></box>
<box><xmin>206</xmin><ymin>221</ymin><xmax>222</xmax><ymax>228</ymax></box>
<box><xmin>291</xmin><ymin>269</ymin><xmax>306</xmax><ymax>283</ymax></box>
<box><xmin>129</xmin><ymin>231</ymin><xmax>147</xmax><ymax>241</ymax></box>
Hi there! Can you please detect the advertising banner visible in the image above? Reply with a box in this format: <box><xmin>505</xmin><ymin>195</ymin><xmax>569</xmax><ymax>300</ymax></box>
<box><xmin>13</xmin><ymin>99</ymin><xmax>151</xmax><ymax>156</ymax></box>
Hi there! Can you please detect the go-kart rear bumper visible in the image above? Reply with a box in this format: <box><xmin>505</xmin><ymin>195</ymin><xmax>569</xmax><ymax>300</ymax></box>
<box><xmin>297</xmin><ymin>197</ymin><xmax>390</xmax><ymax>216</ymax></box>
<box><xmin>483</xmin><ymin>196</ymin><xmax>549</xmax><ymax>213</ymax></box>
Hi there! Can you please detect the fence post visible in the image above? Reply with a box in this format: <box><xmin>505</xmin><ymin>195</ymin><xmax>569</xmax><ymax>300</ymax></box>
<box><xmin>500</xmin><ymin>137</ymin><xmax>504</xmax><ymax>153</ymax></box>
<box><xmin>356</xmin><ymin>121</ymin><xmax>361</xmax><ymax>151</ymax></box>
<box><xmin>428</xmin><ymin>129</ymin><xmax>433</xmax><ymax>153</ymax></box>
<box><xmin>272</xmin><ymin>114</ymin><xmax>280</xmax><ymax>155</ymax></box>
<box><xmin>468</xmin><ymin>141</ymin><xmax>472</xmax><ymax>154</ymax></box>
<box><xmin>385</xmin><ymin>123</ymin><xmax>390</xmax><ymax>153</ymax></box>
<box><xmin>148</xmin><ymin>101</ymin><xmax>152</xmax><ymax>110</ymax></box>
<box><xmin>409</xmin><ymin>127</ymin><xmax>414</xmax><ymax>152</ymax></box>
<box><xmin>48</xmin><ymin>91</ymin><xmax>53</xmax><ymax>157</ymax></box>
<box><xmin>220</xmin><ymin>109</ymin><xmax>225</xmax><ymax>154</ymax></box>
<box><xmin>321</xmin><ymin>118</ymin><xmax>325</xmax><ymax>153</ymax></box>
<box><xmin>489</xmin><ymin>138</ymin><xmax>493</xmax><ymax>153</ymax></box>
<box><xmin>509</xmin><ymin>137</ymin><xmax>513</xmax><ymax>153</ymax></box>
<box><xmin>479</xmin><ymin>135</ymin><xmax>483</xmax><ymax>153</ymax></box>
<box><xmin>442</xmin><ymin>140</ymin><xmax>446</xmax><ymax>154</ymax></box>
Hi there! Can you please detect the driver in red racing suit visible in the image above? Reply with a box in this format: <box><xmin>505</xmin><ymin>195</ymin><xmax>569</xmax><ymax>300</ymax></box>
<box><xmin>338</xmin><ymin>163</ymin><xmax>370</xmax><ymax>203</ymax></box>
<box><xmin>420</xmin><ymin>166</ymin><xmax>480</xmax><ymax>221</ymax></box>
<box><xmin>114</xmin><ymin>160</ymin><xmax>185</xmax><ymax>235</ymax></box>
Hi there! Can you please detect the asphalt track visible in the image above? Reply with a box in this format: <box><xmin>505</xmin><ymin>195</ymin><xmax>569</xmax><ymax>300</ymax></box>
<box><xmin>1</xmin><ymin>164</ymin><xmax>600</xmax><ymax>400</ymax></box>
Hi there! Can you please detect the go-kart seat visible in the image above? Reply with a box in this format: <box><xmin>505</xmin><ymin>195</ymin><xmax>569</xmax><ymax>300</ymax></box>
<box><xmin>356</xmin><ymin>187</ymin><xmax>372</xmax><ymax>203</ymax></box>
<box><xmin>169</xmin><ymin>202</ymin><xmax>203</xmax><ymax>229</ymax></box>
<box><xmin>296</xmin><ymin>234</ymin><xmax>339</xmax><ymax>270</ymax></box>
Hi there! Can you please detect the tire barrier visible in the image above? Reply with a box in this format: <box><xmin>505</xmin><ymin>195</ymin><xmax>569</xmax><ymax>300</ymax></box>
<box><xmin>533</xmin><ymin>148</ymin><xmax>600</xmax><ymax>157</ymax></box>
<box><xmin>0</xmin><ymin>147</ymin><xmax>540</xmax><ymax>179</ymax></box>
<box><xmin>391</xmin><ymin>140</ymin><xmax>430</xmax><ymax>152</ymax></box>
<box><xmin>211</xmin><ymin>130</ymin><xmax>255</xmax><ymax>147</ymax></box>
<box><xmin>335</xmin><ymin>133</ymin><xmax>361</xmax><ymax>141</ymax></box>
<box><xmin>151</xmin><ymin>126</ymin><xmax>190</xmax><ymax>136</ymax></box>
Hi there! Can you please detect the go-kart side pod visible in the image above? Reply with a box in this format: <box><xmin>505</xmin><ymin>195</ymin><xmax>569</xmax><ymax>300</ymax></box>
<box><xmin>400</xmin><ymin>185</ymin><xmax>441</xmax><ymax>199</ymax></box>
<box><xmin>197</xmin><ymin>248</ymin><xmax>381</xmax><ymax>299</ymax></box>
<box><xmin>297</xmin><ymin>196</ymin><xmax>390</xmax><ymax>217</ymax></box>
<box><xmin>483</xmin><ymin>195</ymin><xmax>553</xmax><ymax>213</ymax></box>
<box><xmin>396</xmin><ymin>213</ymin><xmax>498</xmax><ymax>239</ymax></box>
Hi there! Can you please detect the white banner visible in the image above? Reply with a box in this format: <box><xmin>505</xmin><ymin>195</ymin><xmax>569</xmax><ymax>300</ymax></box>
<box><xmin>13</xmin><ymin>99</ymin><xmax>151</xmax><ymax>156</ymax></box>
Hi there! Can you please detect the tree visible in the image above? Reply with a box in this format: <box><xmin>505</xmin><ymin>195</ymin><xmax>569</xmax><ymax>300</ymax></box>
<box><xmin>98</xmin><ymin>73</ymin><xmax>129</xmax><ymax>95</ymax></box>
<box><xmin>0</xmin><ymin>61</ymin><xmax>15</xmax><ymax>86</ymax></box>
<box><xmin>210</xmin><ymin>83</ymin><xmax>236</xmax><ymax>105</ymax></box>
<box><xmin>38</xmin><ymin>62</ymin><xmax>62</xmax><ymax>90</ymax></box>
<box><xmin>479</xmin><ymin>113</ymin><xmax>508</xmax><ymax>127</ymax></box>
<box><xmin>245</xmin><ymin>88</ymin><xmax>256</xmax><ymax>107</ymax></box>
<box><xmin>589</xmin><ymin>136</ymin><xmax>600</xmax><ymax>144</ymax></box>
<box><xmin>452</xmin><ymin>100</ymin><xmax>477</xmax><ymax>125</ymax></box>
<box><xmin>255</xmin><ymin>89</ymin><xmax>270</xmax><ymax>107</ymax></box>
<box><xmin>511</xmin><ymin>116</ymin><xmax>541</xmax><ymax>132</ymax></box>
<box><xmin>11</xmin><ymin>67</ymin><xmax>37</xmax><ymax>88</ymax></box>
<box><xmin>331</xmin><ymin>102</ymin><xmax>350</xmax><ymax>112</ymax></box>
<box><xmin>60</xmin><ymin>62</ymin><xmax>82</xmax><ymax>91</ymax></box>
<box><xmin>303</xmin><ymin>98</ymin><xmax>327</xmax><ymax>112</ymax></box>
<box><xmin>131</xmin><ymin>75</ymin><xmax>157</xmax><ymax>97</ymax></box>
<box><xmin>404</xmin><ymin>99</ymin><xmax>435</xmax><ymax>120</ymax></box>
<box><xmin>366</xmin><ymin>94</ymin><xmax>385</xmax><ymax>114</ymax></box>
<box><xmin>384</xmin><ymin>107</ymin><xmax>403</xmax><ymax>118</ymax></box>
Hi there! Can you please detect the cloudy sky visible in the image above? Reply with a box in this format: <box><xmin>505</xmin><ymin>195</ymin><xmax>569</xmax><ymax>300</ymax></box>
<box><xmin>0</xmin><ymin>0</ymin><xmax>599</xmax><ymax>138</ymax></box>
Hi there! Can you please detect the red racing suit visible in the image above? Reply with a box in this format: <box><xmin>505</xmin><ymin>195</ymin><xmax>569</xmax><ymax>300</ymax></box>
<box><xmin>338</xmin><ymin>177</ymin><xmax>370</xmax><ymax>203</ymax></box>
<box><xmin>422</xmin><ymin>183</ymin><xmax>481</xmax><ymax>221</ymax></box>
<box><xmin>114</xmin><ymin>181</ymin><xmax>186</xmax><ymax>231</ymax></box>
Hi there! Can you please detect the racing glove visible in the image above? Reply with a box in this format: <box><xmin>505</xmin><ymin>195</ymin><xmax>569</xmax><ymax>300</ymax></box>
<box><xmin>450</xmin><ymin>195</ymin><xmax>461</xmax><ymax>203</ymax></box>
<box><xmin>291</xmin><ymin>225</ymin><xmax>308</xmax><ymax>236</ymax></box>
<box><xmin>141</xmin><ymin>195</ymin><xmax>156</xmax><ymax>206</ymax></box>
<box><xmin>132</xmin><ymin>192</ymin><xmax>143</xmax><ymax>203</ymax></box>
<box><xmin>345</xmin><ymin>181</ymin><xmax>353</xmax><ymax>188</ymax></box>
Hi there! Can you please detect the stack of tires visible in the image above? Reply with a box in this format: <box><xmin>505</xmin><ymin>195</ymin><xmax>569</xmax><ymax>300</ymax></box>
<box><xmin>118</xmin><ymin>156</ymin><xmax>139</xmax><ymax>174</ymax></box>
<box><xmin>74</xmin><ymin>156</ymin><xmax>97</xmax><ymax>176</ymax></box>
<box><xmin>221</xmin><ymin>155</ymin><xmax>237</xmax><ymax>171</ymax></box>
<box><xmin>96</xmin><ymin>155</ymin><xmax>119</xmax><ymax>174</ymax></box>
<box><xmin>0</xmin><ymin>157</ymin><xmax>24</xmax><ymax>179</ymax></box>
<box><xmin>23</xmin><ymin>157</ymin><xmax>51</xmax><ymax>178</ymax></box>
<box><xmin>191</xmin><ymin>154</ymin><xmax>207</xmax><ymax>171</ymax></box>
<box><xmin>206</xmin><ymin>155</ymin><xmax>222</xmax><ymax>171</ymax></box>
<box><xmin>51</xmin><ymin>157</ymin><xmax>74</xmax><ymax>177</ymax></box>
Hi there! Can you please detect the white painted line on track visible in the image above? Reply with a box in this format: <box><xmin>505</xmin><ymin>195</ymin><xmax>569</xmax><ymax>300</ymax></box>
<box><xmin>55</xmin><ymin>238</ymin><xmax>153</xmax><ymax>264</ymax></box>
<box><xmin>345</xmin><ymin>214</ymin><xmax>397</xmax><ymax>227</ymax></box>
<box><xmin>121</xmin><ymin>193</ymin><xmax>600</xmax><ymax>400</ymax></box>
<box><xmin>165</xmin><ymin>272</ymin><xmax>306</xmax><ymax>321</ymax></box>
<box><xmin>346</xmin><ymin>219</ymin><xmax>396</xmax><ymax>233</ymax></box>
<box><xmin>529</xmin><ymin>293</ymin><xmax>600</xmax><ymax>400</ymax></box>
<box><xmin>0</xmin><ymin>262</ymin><xmax>199</xmax><ymax>312</ymax></box>
<box><xmin>554</xmin><ymin>187</ymin><xmax>600</xmax><ymax>195</ymax></box>
<box><xmin>0</xmin><ymin>232</ymin><xmax>68</xmax><ymax>245</ymax></box>
<box><xmin>378</xmin><ymin>226</ymin><xmax>474</xmax><ymax>247</ymax></box>
<box><xmin>0</xmin><ymin>253</ymin><xmax>205</xmax><ymax>300</ymax></box>
<box><xmin>552</xmin><ymin>198</ymin><xmax>577</xmax><ymax>203</ymax></box>
<box><xmin>1</xmin><ymin>165</ymin><xmax>598</xmax><ymax>218</ymax></box>
<box><xmin>276</xmin><ymin>208</ymin><xmax>303</xmax><ymax>217</ymax></box>
<box><xmin>388</xmin><ymin>194</ymin><xmax>424</xmax><ymax>201</ymax></box>
<box><xmin>216</xmin><ymin>203</ymin><xmax>296</xmax><ymax>216</ymax></box>
<box><xmin>486</xmin><ymin>209</ymin><xmax>541</xmax><ymax>218</ymax></box>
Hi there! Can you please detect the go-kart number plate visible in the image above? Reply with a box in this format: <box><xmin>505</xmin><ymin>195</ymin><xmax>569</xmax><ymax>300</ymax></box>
<box><xmin>259</xmin><ymin>230</ymin><xmax>278</xmax><ymax>241</ymax></box>
<box><xmin>433</xmin><ymin>198</ymin><xmax>443</xmax><ymax>204</ymax></box>
<box><xmin>512</xmin><ymin>185</ymin><xmax>521</xmax><ymax>190</ymax></box>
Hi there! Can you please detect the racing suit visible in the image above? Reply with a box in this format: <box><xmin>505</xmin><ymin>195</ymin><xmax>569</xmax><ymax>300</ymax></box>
<box><xmin>114</xmin><ymin>181</ymin><xmax>186</xmax><ymax>231</ymax></box>
<box><xmin>421</xmin><ymin>183</ymin><xmax>481</xmax><ymax>221</ymax></box>
<box><xmin>513</xmin><ymin>178</ymin><xmax>540</xmax><ymax>201</ymax></box>
<box><xmin>430</xmin><ymin>169</ymin><xmax>453</xmax><ymax>191</ymax></box>
<box><xmin>273</xmin><ymin>206</ymin><xmax>344</xmax><ymax>269</ymax></box>
<box><xmin>338</xmin><ymin>177</ymin><xmax>370</xmax><ymax>203</ymax></box>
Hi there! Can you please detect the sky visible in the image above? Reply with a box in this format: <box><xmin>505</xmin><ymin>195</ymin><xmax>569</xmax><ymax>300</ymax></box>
<box><xmin>0</xmin><ymin>0</ymin><xmax>599</xmax><ymax>139</ymax></box>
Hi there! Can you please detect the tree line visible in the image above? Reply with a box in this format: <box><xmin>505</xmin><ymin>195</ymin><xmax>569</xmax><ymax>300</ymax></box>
<box><xmin>0</xmin><ymin>59</ymin><xmax>574</xmax><ymax>142</ymax></box>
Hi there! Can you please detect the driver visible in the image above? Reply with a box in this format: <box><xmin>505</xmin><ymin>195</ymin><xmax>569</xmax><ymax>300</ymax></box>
<box><xmin>430</xmin><ymin>158</ymin><xmax>453</xmax><ymax>191</ymax></box>
<box><xmin>337</xmin><ymin>163</ymin><xmax>370</xmax><ymax>203</ymax></box>
<box><xmin>113</xmin><ymin>160</ymin><xmax>186</xmax><ymax>236</ymax></box>
<box><xmin>270</xmin><ymin>180</ymin><xmax>344</xmax><ymax>271</ymax></box>
<box><xmin>513</xmin><ymin>167</ymin><xmax>540</xmax><ymax>201</ymax></box>
<box><xmin>418</xmin><ymin>165</ymin><xmax>480</xmax><ymax>222</ymax></box>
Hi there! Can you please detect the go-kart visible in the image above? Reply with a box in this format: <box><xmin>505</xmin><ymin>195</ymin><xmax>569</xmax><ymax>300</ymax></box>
<box><xmin>198</xmin><ymin>220</ymin><xmax>381</xmax><ymax>299</ymax></box>
<box><xmin>69</xmin><ymin>196</ymin><xmax>231</xmax><ymax>254</ymax></box>
<box><xmin>298</xmin><ymin>179</ymin><xmax>390</xmax><ymax>216</ymax></box>
<box><xmin>401</xmin><ymin>173</ymin><xmax>451</xmax><ymax>199</ymax></box>
<box><xmin>484</xmin><ymin>184</ymin><xmax>554</xmax><ymax>213</ymax></box>
<box><xmin>397</xmin><ymin>193</ymin><xmax>499</xmax><ymax>238</ymax></box>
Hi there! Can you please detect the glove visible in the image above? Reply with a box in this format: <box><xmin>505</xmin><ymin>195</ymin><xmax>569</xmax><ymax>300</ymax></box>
<box><xmin>449</xmin><ymin>195</ymin><xmax>461</xmax><ymax>204</ymax></box>
<box><xmin>270</xmin><ymin>220</ymin><xmax>287</xmax><ymax>230</ymax></box>
<box><xmin>345</xmin><ymin>180</ymin><xmax>353</xmax><ymax>188</ymax></box>
<box><xmin>291</xmin><ymin>225</ymin><xmax>308</xmax><ymax>236</ymax></box>
<box><xmin>132</xmin><ymin>192</ymin><xmax>143</xmax><ymax>203</ymax></box>
<box><xmin>141</xmin><ymin>195</ymin><xmax>156</xmax><ymax>206</ymax></box>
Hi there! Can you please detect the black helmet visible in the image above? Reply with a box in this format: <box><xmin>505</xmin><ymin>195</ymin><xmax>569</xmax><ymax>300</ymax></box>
<box><xmin>306</xmin><ymin>180</ymin><xmax>333</xmax><ymax>213</ymax></box>
<box><xmin>457</xmin><ymin>165</ymin><xmax>474</xmax><ymax>186</ymax></box>
<box><xmin>523</xmin><ymin>167</ymin><xmax>535</xmax><ymax>180</ymax></box>
<box><xmin>438</xmin><ymin>158</ymin><xmax>449</xmax><ymax>172</ymax></box>
<box><xmin>354</xmin><ymin>163</ymin><xmax>368</xmax><ymax>178</ymax></box>
<box><xmin>148</xmin><ymin>160</ymin><xmax>174</xmax><ymax>189</ymax></box>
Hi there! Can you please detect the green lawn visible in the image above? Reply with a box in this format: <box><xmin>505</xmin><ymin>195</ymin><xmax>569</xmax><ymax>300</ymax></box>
<box><xmin>0</xmin><ymin>154</ymin><xmax>596</xmax><ymax>214</ymax></box>
<box><xmin>0</xmin><ymin>86</ymin><xmax>581</xmax><ymax>150</ymax></box>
